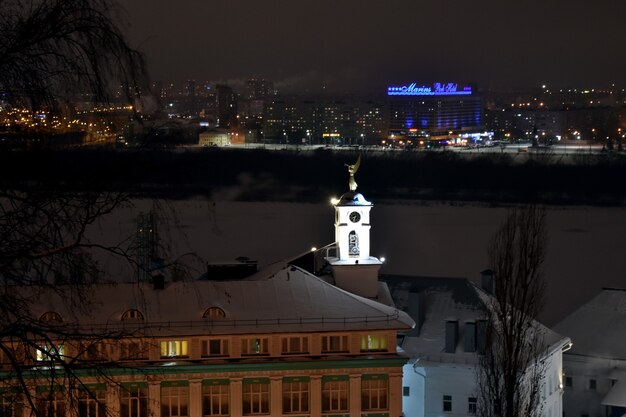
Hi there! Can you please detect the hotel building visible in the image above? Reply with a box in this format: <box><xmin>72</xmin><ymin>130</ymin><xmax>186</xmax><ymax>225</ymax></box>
<box><xmin>386</xmin><ymin>82</ymin><xmax>486</xmax><ymax>146</ymax></box>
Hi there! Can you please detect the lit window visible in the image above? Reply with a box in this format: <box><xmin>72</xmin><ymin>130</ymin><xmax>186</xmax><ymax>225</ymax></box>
<box><xmin>36</xmin><ymin>345</ymin><xmax>64</xmax><ymax>362</ymax></box>
<box><xmin>443</xmin><ymin>395</ymin><xmax>452</xmax><ymax>412</ymax></box>
<box><xmin>201</xmin><ymin>339</ymin><xmax>229</xmax><ymax>357</ymax></box>
<box><xmin>281</xmin><ymin>336</ymin><xmax>309</xmax><ymax>355</ymax></box>
<box><xmin>121</xmin><ymin>310</ymin><xmax>144</xmax><ymax>321</ymax></box>
<box><xmin>161</xmin><ymin>385</ymin><xmax>189</xmax><ymax>417</ymax></box>
<box><xmin>360</xmin><ymin>334</ymin><xmax>388</xmax><ymax>352</ymax></box>
<box><xmin>242</xmin><ymin>379</ymin><xmax>270</xmax><ymax>415</ymax></box>
<box><xmin>241</xmin><ymin>338</ymin><xmax>268</xmax><ymax>356</ymax></box>
<box><xmin>321</xmin><ymin>335</ymin><xmax>349</xmax><ymax>353</ymax></box>
<box><xmin>322</xmin><ymin>378</ymin><xmax>348</xmax><ymax>412</ymax></box>
<box><xmin>40</xmin><ymin>311</ymin><xmax>63</xmax><ymax>323</ymax></box>
<box><xmin>202</xmin><ymin>381</ymin><xmax>229</xmax><ymax>416</ymax></box>
<box><xmin>78</xmin><ymin>389</ymin><xmax>105</xmax><ymax>417</ymax></box>
<box><xmin>282</xmin><ymin>378</ymin><xmax>309</xmax><ymax>414</ymax></box>
<box><xmin>361</xmin><ymin>376</ymin><xmax>388</xmax><ymax>411</ymax></box>
<box><xmin>468</xmin><ymin>397</ymin><xmax>477</xmax><ymax>414</ymax></box>
<box><xmin>120</xmin><ymin>385</ymin><xmax>147</xmax><ymax>417</ymax></box>
<box><xmin>203</xmin><ymin>307</ymin><xmax>226</xmax><ymax>319</ymax></box>
<box><xmin>160</xmin><ymin>341</ymin><xmax>189</xmax><ymax>358</ymax></box>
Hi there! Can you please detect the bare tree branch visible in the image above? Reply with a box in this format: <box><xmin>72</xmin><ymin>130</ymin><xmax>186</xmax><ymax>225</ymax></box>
<box><xmin>477</xmin><ymin>207</ymin><xmax>548</xmax><ymax>417</ymax></box>
<box><xmin>0</xmin><ymin>0</ymin><xmax>147</xmax><ymax>112</ymax></box>
<box><xmin>0</xmin><ymin>1</ymin><xmax>149</xmax><ymax>415</ymax></box>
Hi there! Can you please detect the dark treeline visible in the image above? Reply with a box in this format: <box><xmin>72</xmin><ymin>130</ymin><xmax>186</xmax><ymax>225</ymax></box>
<box><xmin>3</xmin><ymin>148</ymin><xmax>626</xmax><ymax>206</ymax></box>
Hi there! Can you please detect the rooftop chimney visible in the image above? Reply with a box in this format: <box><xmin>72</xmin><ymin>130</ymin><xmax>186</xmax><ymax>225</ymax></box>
<box><xmin>481</xmin><ymin>269</ymin><xmax>495</xmax><ymax>294</ymax></box>
<box><xmin>408</xmin><ymin>291</ymin><xmax>425</xmax><ymax>336</ymax></box>
<box><xmin>153</xmin><ymin>273</ymin><xmax>165</xmax><ymax>290</ymax></box>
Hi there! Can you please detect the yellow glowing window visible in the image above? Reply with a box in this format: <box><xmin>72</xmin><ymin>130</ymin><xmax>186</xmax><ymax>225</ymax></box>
<box><xmin>360</xmin><ymin>335</ymin><xmax>388</xmax><ymax>352</ymax></box>
<box><xmin>160</xmin><ymin>340</ymin><xmax>188</xmax><ymax>358</ymax></box>
<box><xmin>36</xmin><ymin>345</ymin><xmax>64</xmax><ymax>361</ymax></box>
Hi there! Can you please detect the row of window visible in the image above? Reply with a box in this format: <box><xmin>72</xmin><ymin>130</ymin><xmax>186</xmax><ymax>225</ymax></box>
<box><xmin>441</xmin><ymin>395</ymin><xmax>477</xmax><ymax>414</ymax></box>
<box><xmin>564</xmin><ymin>376</ymin><xmax>598</xmax><ymax>390</ymax></box>
<box><xmin>7</xmin><ymin>333</ymin><xmax>390</xmax><ymax>365</ymax></box>
<box><xmin>0</xmin><ymin>375</ymin><xmax>388</xmax><ymax>417</ymax></box>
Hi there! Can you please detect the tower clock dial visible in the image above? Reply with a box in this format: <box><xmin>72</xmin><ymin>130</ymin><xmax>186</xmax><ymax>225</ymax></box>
<box><xmin>349</xmin><ymin>211</ymin><xmax>361</xmax><ymax>223</ymax></box>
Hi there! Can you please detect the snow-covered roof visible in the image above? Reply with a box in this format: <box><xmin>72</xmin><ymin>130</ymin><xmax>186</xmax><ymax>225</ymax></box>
<box><xmin>23</xmin><ymin>264</ymin><xmax>413</xmax><ymax>337</ymax></box>
<box><xmin>554</xmin><ymin>288</ymin><xmax>626</xmax><ymax>359</ymax></box>
<box><xmin>383</xmin><ymin>274</ymin><xmax>568</xmax><ymax>366</ymax></box>
<box><xmin>336</xmin><ymin>192</ymin><xmax>371</xmax><ymax>206</ymax></box>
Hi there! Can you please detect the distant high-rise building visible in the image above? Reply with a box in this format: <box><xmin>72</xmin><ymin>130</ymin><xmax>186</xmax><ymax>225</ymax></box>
<box><xmin>262</xmin><ymin>96</ymin><xmax>385</xmax><ymax>145</ymax></box>
<box><xmin>245</xmin><ymin>78</ymin><xmax>274</xmax><ymax>100</ymax></box>
<box><xmin>186</xmin><ymin>79</ymin><xmax>197</xmax><ymax>97</ymax></box>
<box><xmin>215</xmin><ymin>85</ymin><xmax>237</xmax><ymax>128</ymax></box>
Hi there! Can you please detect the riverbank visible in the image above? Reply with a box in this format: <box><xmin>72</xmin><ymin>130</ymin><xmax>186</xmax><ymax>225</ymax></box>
<box><xmin>3</xmin><ymin>147</ymin><xmax>626</xmax><ymax>206</ymax></box>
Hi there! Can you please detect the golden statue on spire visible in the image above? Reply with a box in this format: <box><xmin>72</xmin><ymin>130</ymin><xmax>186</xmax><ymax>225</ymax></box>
<box><xmin>345</xmin><ymin>155</ymin><xmax>361</xmax><ymax>191</ymax></box>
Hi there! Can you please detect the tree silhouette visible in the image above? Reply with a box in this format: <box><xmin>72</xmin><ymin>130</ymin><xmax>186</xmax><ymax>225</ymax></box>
<box><xmin>477</xmin><ymin>207</ymin><xmax>548</xmax><ymax>417</ymax></box>
<box><xmin>0</xmin><ymin>0</ymin><xmax>146</xmax><ymax>111</ymax></box>
<box><xmin>0</xmin><ymin>1</ymin><xmax>147</xmax><ymax>415</ymax></box>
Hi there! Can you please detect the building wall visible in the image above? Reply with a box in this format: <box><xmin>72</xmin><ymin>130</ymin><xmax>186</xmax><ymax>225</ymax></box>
<box><xmin>542</xmin><ymin>348</ymin><xmax>565</xmax><ymax>417</ymax></box>
<box><xmin>199</xmin><ymin>132</ymin><xmax>229</xmax><ymax>146</ymax></box>
<box><xmin>388</xmin><ymin>95</ymin><xmax>483</xmax><ymax>135</ymax></box>
<box><xmin>401</xmin><ymin>350</ymin><xmax>564</xmax><ymax>417</ymax></box>
<box><xmin>2</xmin><ymin>330</ymin><xmax>406</xmax><ymax>417</ymax></box>
<box><xmin>423</xmin><ymin>366</ymin><xmax>476</xmax><ymax>417</ymax></box>
<box><xmin>402</xmin><ymin>363</ymin><xmax>426</xmax><ymax>417</ymax></box>
<box><xmin>562</xmin><ymin>354</ymin><xmax>625</xmax><ymax>417</ymax></box>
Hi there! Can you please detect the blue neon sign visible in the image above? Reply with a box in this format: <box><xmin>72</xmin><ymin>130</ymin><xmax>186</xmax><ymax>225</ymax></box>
<box><xmin>387</xmin><ymin>82</ymin><xmax>472</xmax><ymax>96</ymax></box>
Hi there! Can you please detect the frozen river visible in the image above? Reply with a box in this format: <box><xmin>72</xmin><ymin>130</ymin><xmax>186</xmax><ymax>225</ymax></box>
<box><xmin>94</xmin><ymin>198</ymin><xmax>626</xmax><ymax>327</ymax></box>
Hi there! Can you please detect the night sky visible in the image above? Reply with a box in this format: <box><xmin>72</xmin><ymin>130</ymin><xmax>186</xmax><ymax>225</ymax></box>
<box><xmin>122</xmin><ymin>0</ymin><xmax>626</xmax><ymax>94</ymax></box>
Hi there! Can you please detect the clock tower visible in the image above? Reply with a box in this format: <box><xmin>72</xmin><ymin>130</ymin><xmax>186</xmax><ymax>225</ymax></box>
<box><xmin>326</xmin><ymin>157</ymin><xmax>383</xmax><ymax>298</ymax></box>
<box><xmin>333</xmin><ymin>191</ymin><xmax>373</xmax><ymax>261</ymax></box>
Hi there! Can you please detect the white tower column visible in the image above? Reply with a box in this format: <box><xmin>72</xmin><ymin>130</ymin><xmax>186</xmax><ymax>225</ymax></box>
<box><xmin>328</xmin><ymin>191</ymin><xmax>382</xmax><ymax>298</ymax></box>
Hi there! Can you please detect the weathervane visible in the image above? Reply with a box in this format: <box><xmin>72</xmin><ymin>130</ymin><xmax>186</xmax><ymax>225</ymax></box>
<box><xmin>345</xmin><ymin>155</ymin><xmax>361</xmax><ymax>191</ymax></box>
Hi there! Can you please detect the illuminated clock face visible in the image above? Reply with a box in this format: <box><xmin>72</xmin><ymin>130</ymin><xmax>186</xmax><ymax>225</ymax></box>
<box><xmin>349</xmin><ymin>211</ymin><xmax>361</xmax><ymax>223</ymax></box>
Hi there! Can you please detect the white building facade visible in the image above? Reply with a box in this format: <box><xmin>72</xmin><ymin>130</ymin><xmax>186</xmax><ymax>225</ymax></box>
<box><xmin>555</xmin><ymin>288</ymin><xmax>626</xmax><ymax>417</ymax></box>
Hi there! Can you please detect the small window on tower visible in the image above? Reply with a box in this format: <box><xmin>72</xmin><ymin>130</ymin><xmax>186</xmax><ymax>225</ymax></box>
<box><xmin>348</xmin><ymin>231</ymin><xmax>359</xmax><ymax>257</ymax></box>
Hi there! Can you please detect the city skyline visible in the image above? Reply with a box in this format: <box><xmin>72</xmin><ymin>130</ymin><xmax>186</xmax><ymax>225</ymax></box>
<box><xmin>121</xmin><ymin>0</ymin><xmax>626</xmax><ymax>94</ymax></box>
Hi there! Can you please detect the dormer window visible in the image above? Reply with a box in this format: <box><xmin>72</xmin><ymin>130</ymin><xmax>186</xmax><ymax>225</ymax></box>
<box><xmin>121</xmin><ymin>309</ymin><xmax>144</xmax><ymax>321</ymax></box>
<box><xmin>203</xmin><ymin>307</ymin><xmax>226</xmax><ymax>319</ymax></box>
<box><xmin>39</xmin><ymin>311</ymin><xmax>63</xmax><ymax>323</ymax></box>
